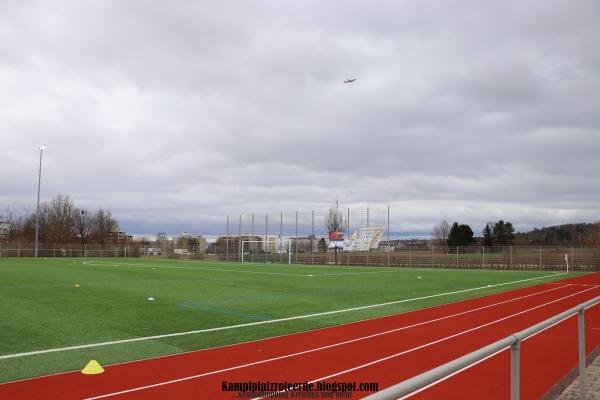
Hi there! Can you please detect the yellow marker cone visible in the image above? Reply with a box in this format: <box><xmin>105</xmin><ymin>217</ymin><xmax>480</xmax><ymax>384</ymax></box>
<box><xmin>81</xmin><ymin>360</ymin><xmax>104</xmax><ymax>375</ymax></box>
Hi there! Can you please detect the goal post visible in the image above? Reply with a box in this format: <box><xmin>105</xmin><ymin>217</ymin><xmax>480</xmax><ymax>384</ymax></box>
<box><xmin>241</xmin><ymin>240</ymin><xmax>292</xmax><ymax>264</ymax></box>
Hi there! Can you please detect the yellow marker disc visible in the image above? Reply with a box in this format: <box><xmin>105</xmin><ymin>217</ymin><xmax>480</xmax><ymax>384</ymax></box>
<box><xmin>81</xmin><ymin>360</ymin><xmax>104</xmax><ymax>375</ymax></box>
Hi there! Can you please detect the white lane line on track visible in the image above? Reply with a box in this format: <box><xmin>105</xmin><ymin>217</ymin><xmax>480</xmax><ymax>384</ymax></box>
<box><xmin>80</xmin><ymin>284</ymin><xmax>591</xmax><ymax>400</ymax></box>
<box><xmin>397</xmin><ymin>304</ymin><xmax>592</xmax><ymax>399</ymax></box>
<box><xmin>399</xmin><ymin>298</ymin><xmax>600</xmax><ymax>399</ymax></box>
<box><xmin>0</xmin><ymin>272</ymin><xmax>567</xmax><ymax>361</ymax></box>
<box><xmin>252</xmin><ymin>285</ymin><xmax>599</xmax><ymax>400</ymax></box>
<box><xmin>397</xmin><ymin>347</ymin><xmax>508</xmax><ymax>400</ymax></box>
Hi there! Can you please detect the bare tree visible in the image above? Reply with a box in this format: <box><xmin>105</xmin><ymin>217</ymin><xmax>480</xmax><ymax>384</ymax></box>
<box><xmin>0</xmin><ymin>207</ymin><xmax>17</xmax><ymax>241</ymax></box>
<box><xmin>326</xmin><ymin>200</ymin><xmax>347</xmax><ymax>265</ymax></box>
<box><xmin>93</xmin><ymin>209</ymin><xmax>118</xmax><ymax>245</ymax></box>
<box><xmin>432</xmin><ymin>220</ymin><xmax>450</xmax><ymax>248</ymax></box>
<box><xmin>44</xmin><ymin>195</ymin><xmax>76</xmax><ymax>243</ymax></box>
<box><xmin>326</xmin><ymin>200</ymin><xmax>348</xmax><ymax>233</ymax></box>
<box><xmin>73</xmin><ymin>208</ymin><xmax>93</xmax><ymax>250</ymax></box>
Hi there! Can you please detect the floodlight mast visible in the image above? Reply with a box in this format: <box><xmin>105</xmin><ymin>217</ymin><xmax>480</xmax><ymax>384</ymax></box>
<box><xmin>34</xmin><ymin>145</ymin><xmax>45</xmax><ymax>258</ymax></box>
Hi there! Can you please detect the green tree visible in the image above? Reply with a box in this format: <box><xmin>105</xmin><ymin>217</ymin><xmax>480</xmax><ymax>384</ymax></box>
<box><xmin>447</xmin><ymin>222</ymin><xmax>475</xmax><ymax>246</ymax></box>
<box><xmin>493</xmin><ymin>220</ymin><xmax>506</xmax><ymax>245</ymax></box>
<box><xmin>504</xmin><ymin>222</ymin><xmax>515</xmax><ymax>245</ymax></box>
<box><xmin>493</xmin><ymin>220</ymin><xmax>515</xmax><ymax>246</ymax></box>
<box><xmin>483</xmin><ymin>223</ymin><xmax>494</xmax><ymax>247</ymax></box>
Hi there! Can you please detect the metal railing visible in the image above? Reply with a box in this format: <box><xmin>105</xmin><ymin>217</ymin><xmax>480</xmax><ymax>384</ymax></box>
<box><xmin>365</xmin><ymin>295</ymin><xmax>600</xmax><ymax>400</ymax></box>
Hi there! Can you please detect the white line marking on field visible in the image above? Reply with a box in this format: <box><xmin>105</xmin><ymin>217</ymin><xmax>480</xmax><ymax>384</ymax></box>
<box><xmin>82</xmin><ymin>261</ymin><xmax>446</xmax><ymax>277</ymax></box>
<box><xmin>80</xmin><ymin>260</ymin><xmax>556</xmax><ymax>278</ymax></box>
<box><xmin>0</xmin><ymin>272</ymin><xmax>567</xmax><ymax>361</ymax></box>
<box><xmin>81</xmin><ymin>286</ymin><xmax>597</xmax><ymax>400</ymax></box>
<box><xmin>83</xmin><ymin>260</ymin><xmax>399</xmax><ymax>277</ymax></box>
<box><xmin>82</xmin><ymin>261</ymin><xmax>313</xmax><ymax>277</ymax></box>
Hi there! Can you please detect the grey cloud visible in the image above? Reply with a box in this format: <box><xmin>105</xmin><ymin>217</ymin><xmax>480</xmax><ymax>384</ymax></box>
<box><xmin>1</xmin><ymin>0</ymin><xmax>599</xmax><ymax>237</ymax></box>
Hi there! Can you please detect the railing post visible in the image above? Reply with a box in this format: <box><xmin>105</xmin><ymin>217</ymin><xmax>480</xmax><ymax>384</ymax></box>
<box><xmin>511</xmin><ymin>337</ymin><xmax>521</xmax><ymax>400</ymax></box>
<box><xmin>578</xmin><ymin>308</ymin><xmax>587</xmax><ymax>400</ymax></box>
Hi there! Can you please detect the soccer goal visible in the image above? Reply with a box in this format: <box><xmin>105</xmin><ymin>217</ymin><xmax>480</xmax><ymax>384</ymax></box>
<box><xmin>241</xmin><ymin>240</ymin><xmax>293</xmax><ymax>264</ymax></box>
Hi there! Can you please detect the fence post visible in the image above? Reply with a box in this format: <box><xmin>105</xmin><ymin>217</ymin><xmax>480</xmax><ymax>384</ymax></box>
<box><xmin>311</xmin><ymin>210</ymin><xmax>314</xmax><ymax>265</ymax></box>
<box><xmin>578</xmin><ymin>308</ymin><xmax>587</xmax><ymax>400</ymax></box>
<box><xmin>482</xmin><ymin>246</ymin><xmax>485</xmax><ymax>268</ymax></box>
<box><xmin>510</xmin><ymin>246</ymin><xmax>513</xmax><ymax>268</ymax></box>
<box><xmin>295</xmin><ymin>211</ymin><xmax>298</xmax><ymax>264</ymax></box>
<box><xmin>409</xmin><ymin>244</ymin><xmax>411</xmax><ymax>267</ymax></box>
<box><xmin>511</xmin><ymin>337</ymin><xmax>521</xmax><ymax>400</ymax></box>
<box><xmin>238</xmin><ymin>214</ymin><xmax>242</xmax><ymax>262</ymax></box>
<box><xmin>571</xmin><ymin>246</ymin><xmax>574</xmax><ymax>271</ymax></box>
<box><xmin>18</xmin><ymin>241</ymin><xmax>21</xmax><ymax>257</ymax></box>
<box><xmin>387</xmin><ymin>205</ymin><xmax>390</xmax><ymax>267</ymax></box>
<box><xmin>251</xmin><ymin>213</ymin><xmax>255</xmax><ymax>263</ymax></box>
<box><xmin>539</xmin><ymin>246</ymin><xmax>542</xmax><ymax>269</ymax></box>
<box><xmin>366</xmin><ymin>207</ymin><xmax>370</xmax><ymax>266</ymax></box>
<box><xmin>456</xmin><ymin>246</ymin><xmax>458</xmax><ymax>267</ymax></box>
<box><xmin>279</xmin><ymin>211</ymin><xmax>283</xmax><ymax>264</ymax></box>
<box><xmin>53</xmin><ymin>243</ymin><xmax>56</xmax><ymax>258</ymax></box>
<box><xmin>431</xmin><ymin>244</ymin><xmax>434</xmax><ymax>268</ymax></box>
<box><xmin>265</xmin><ymin>213</ymin><xmax>269</xmax><ymax>263</ymax></box>
<box><xmin>347</xmin><ymin>208</ymin><xmax>350</xmax><ymax>265</ymax></box>
<box><xmin>226</xmin><ymin>215</ymin><xmax>229</xmax><ymax>262</ymax></box>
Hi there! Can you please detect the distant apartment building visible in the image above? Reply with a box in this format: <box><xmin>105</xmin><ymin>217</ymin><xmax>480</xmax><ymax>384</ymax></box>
<box><xmin>109</xmin><ymin>229</ymin><xmax>132</xmax><ymax>244</ymax></box>
<box><xmin>175</xmin><ymin>232</ymin><xmax>206</xmax><ymax>257</ymax></box>
<box><xmin>290</xmin><ymin>235</ymin><xmax>320</xmax><ymax>253</ymax></box>
<box><xmin>140</xmin><ymin>247</ymin><xmax>162</xmax><ymax>256</ymax></box>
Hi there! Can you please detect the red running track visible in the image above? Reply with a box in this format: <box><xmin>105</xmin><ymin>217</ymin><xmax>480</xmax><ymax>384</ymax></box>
<box><xmin>2</xmin><ymin>273</ymin><xmax>600</xmax><ymax>399</ymax></box>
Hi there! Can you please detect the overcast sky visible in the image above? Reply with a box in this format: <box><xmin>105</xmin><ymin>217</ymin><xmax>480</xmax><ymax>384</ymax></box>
<box><xmin>1</xmin><ymin>0</ymin><xmax>599</xmax><ymax>237</ymax></box>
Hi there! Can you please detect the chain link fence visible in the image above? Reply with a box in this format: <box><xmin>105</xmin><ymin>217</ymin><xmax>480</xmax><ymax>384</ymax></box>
<box><xmin>0</xmin><ymin>242</ymin><xmax>203</xmax><ymax>260</ymax></box>
<box><xmin>212</xmin><ymin>208</ymin><xmax>600</xmax><ymax>271</ymax></box>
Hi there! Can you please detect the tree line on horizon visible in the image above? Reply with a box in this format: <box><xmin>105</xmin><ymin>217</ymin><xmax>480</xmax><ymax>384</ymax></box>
<box><xmin>0</xmin><ymin>195</ymin><xmax>121</xmax><ymax>245</ymax></box>
<box><xmin>433</xmin><ymin>219</ymin><xmax>600</xmax><ymax>247</ymax></box>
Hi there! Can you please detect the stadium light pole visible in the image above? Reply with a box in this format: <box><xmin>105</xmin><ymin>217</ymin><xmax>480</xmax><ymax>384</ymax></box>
<box><xmin>34</xmin><ymin>145</ymin><xmax>46</xmax><ymax>258</ymax></box>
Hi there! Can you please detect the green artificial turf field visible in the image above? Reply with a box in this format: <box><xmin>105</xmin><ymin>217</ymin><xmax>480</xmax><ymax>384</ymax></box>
<box><xmin>0</xmin><ymin>257</ymin><xmax>581</xmax><ymax>383</ymax></box>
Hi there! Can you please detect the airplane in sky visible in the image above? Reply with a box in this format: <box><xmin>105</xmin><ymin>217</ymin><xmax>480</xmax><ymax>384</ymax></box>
<box><xmin>343</xmin><ymin>78</ymin><xmax>357</xmax><ymax>83</ymax></box>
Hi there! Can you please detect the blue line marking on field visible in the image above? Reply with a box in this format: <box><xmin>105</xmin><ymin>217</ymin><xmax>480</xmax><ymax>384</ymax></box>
<box><xmin>178</xmin><ymin>303</ymin><xmax>272</xmax><ymax>321</ymax></box>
